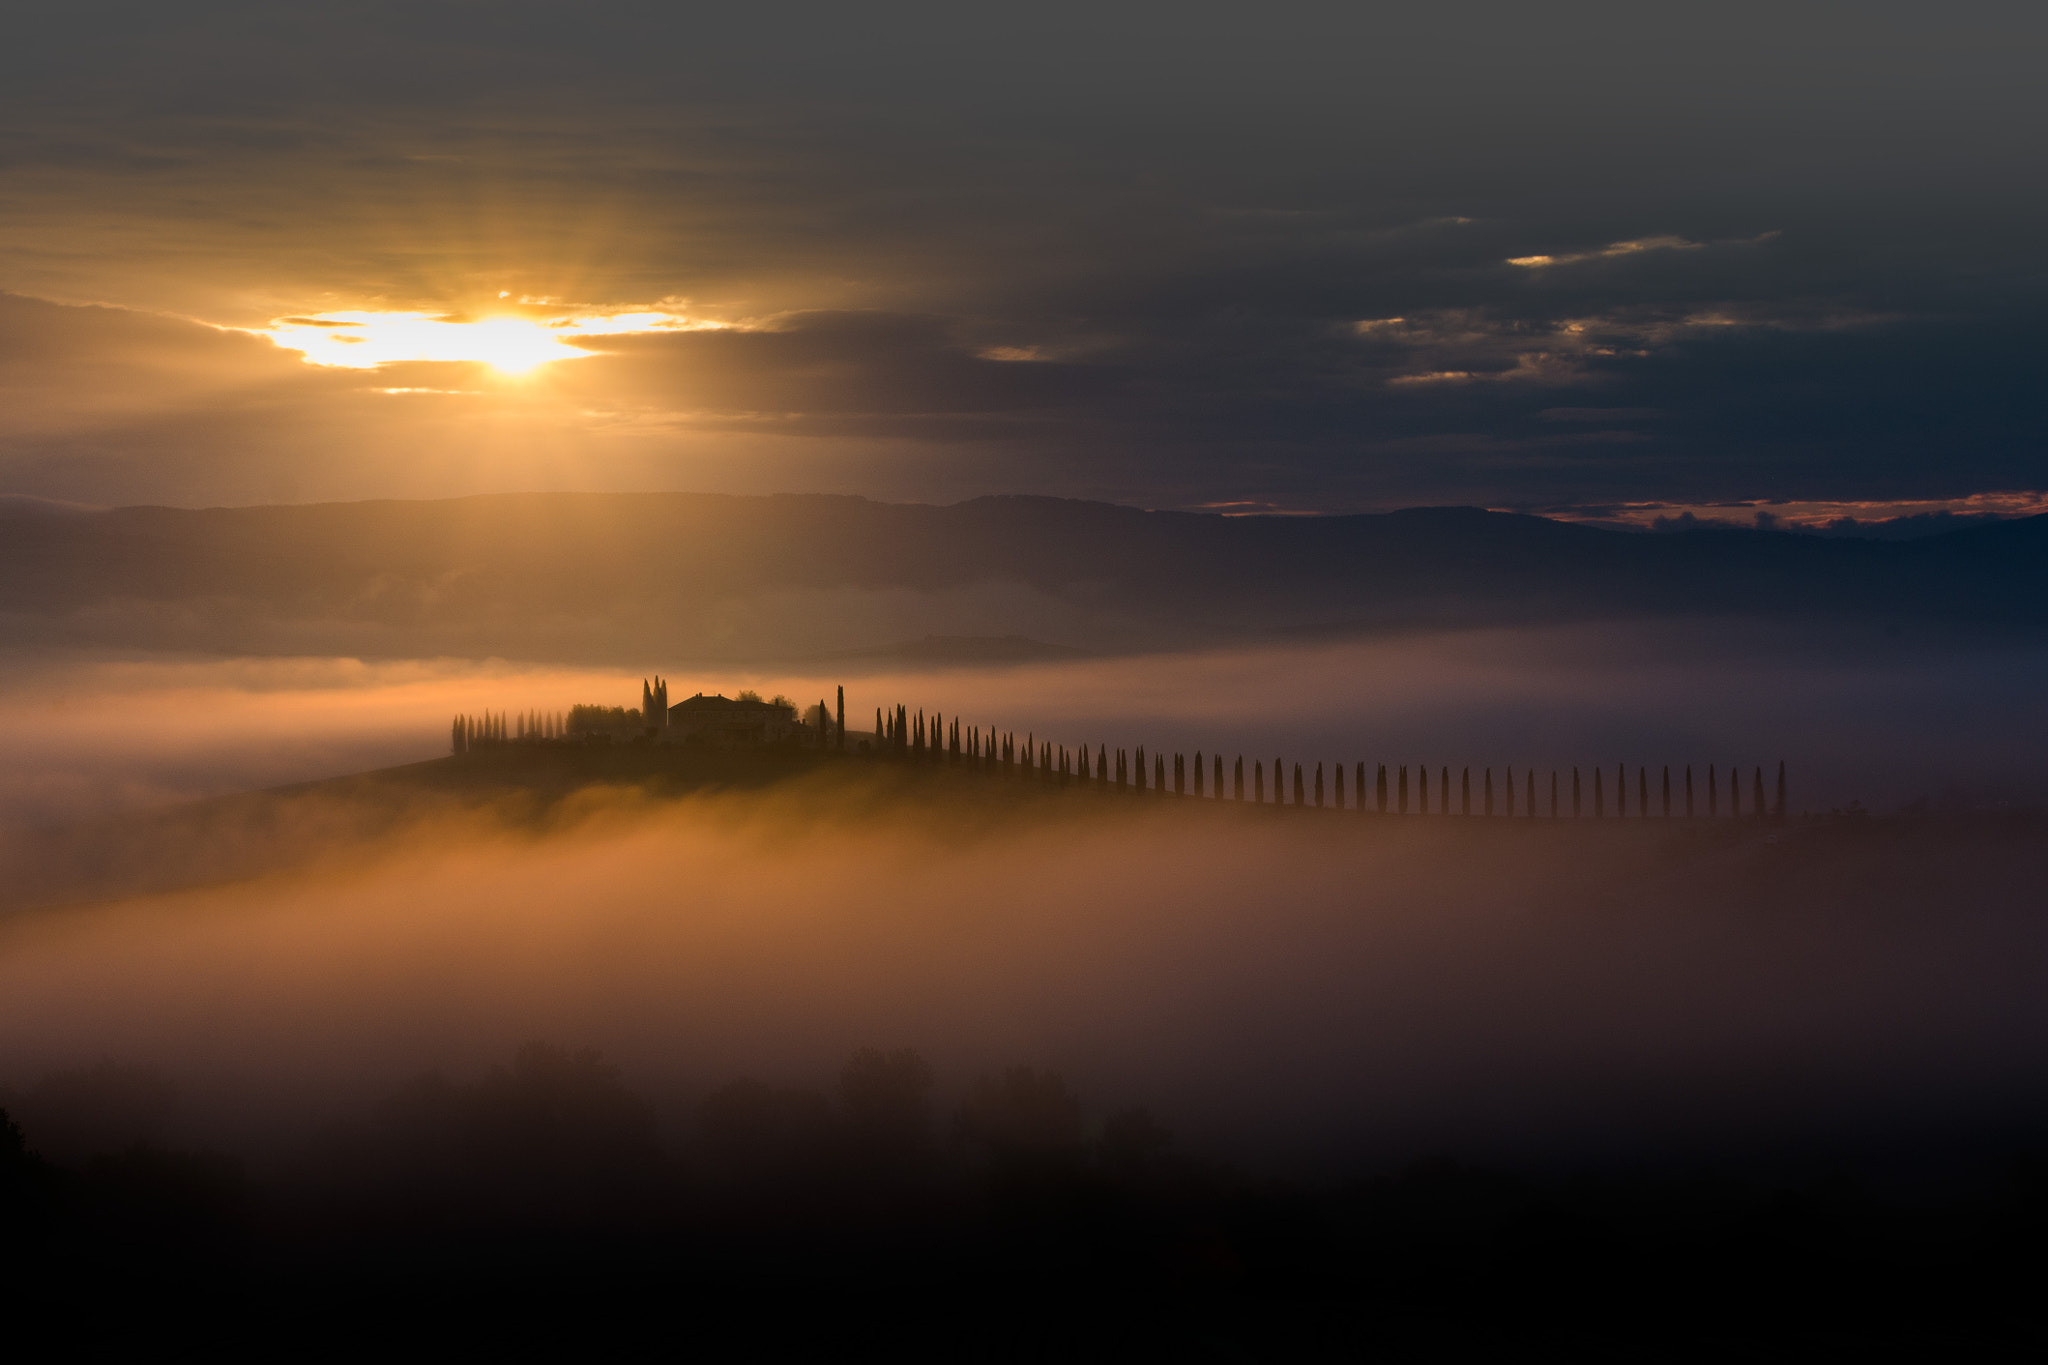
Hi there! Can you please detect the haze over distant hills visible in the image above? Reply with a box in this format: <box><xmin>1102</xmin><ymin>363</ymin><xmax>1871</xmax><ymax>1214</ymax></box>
<box><xmin>2</xmin><ymin>493</ymin><xmax>2043</xmax><ymax>664</ymax></box>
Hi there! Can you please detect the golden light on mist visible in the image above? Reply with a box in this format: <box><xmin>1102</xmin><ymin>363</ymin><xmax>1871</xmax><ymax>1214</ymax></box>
<box><xmin>259</xmin><ymin>307</ymin><xmax>726</xmax><ymax>375</ymax></box>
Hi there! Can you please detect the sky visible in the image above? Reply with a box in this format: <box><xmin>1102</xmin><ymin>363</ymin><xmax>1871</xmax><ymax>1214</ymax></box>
<box><xmin>2</xmin><ymin>0</ymin><xmax>2043</xmax><ymax>517</ymax></box>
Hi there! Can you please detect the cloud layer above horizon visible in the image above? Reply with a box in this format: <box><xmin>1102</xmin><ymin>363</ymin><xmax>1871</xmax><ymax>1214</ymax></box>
<box><xmin>1</xmin><ymin>1</ymin><xmax>2043</xmax><ymax>512</ymax></box>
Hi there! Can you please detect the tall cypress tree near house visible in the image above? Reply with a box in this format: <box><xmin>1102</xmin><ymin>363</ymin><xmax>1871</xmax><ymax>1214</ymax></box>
<box><xmin>1193</xmin><ymin>751</ymin><xmax>1204</xmax><ymax>797</ymax></box>
<box><xmin>1174</xmin><ymin>753</ymin><xmax>1184</xmax><ymax>795</ymax></box>
<box><xmin>1235</xmin><ymin>756</ymin><xmax>1244</xmax><ymax>800</ymax></box>
<box><xmin>1156</xmin><ymin>753</ymin><xmax>1166</xmax><ymax>793</ymax></box>
<box><xmin>837</xmin><ymin>686</ymin><xmax>846</xmax><ymax>750</ymax></box>
<box><xmin>1293</xmin><ymin>763</ymin><xmax>1305</xmax><ymax>806</ymax></box>
<box><xmin>1135</xmin><ymin>745</ymin><xmax>1146</xmax><ymax>791</ymax></box>
<box><xmin>1334</xmin><ymin>763</ymin><xmax>1344</xmax><ymax>809</ymax></box>
<box><xmin>1255</xmin><ymin>760</ymin><xmax>1264</xmax><ymax>803</ymax></box>
<box><xmin>1775</xmin><ymin>760</ymin><xmax>1787</xmax><ymax>820</ymax></box>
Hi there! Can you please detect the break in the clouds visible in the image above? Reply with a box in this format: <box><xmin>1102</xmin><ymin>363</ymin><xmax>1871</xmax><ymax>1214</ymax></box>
<box><xmin>0</xmin><ymin>1</ymin><xmax>2043</xmax><ymax>511</ymax></box>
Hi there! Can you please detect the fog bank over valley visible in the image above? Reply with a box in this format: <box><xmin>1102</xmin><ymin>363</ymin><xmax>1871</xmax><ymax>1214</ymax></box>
<box><xmin>4</xmin><ymin>775</ymin><xmax>2046</xmax><ymax>1182</ymax></box>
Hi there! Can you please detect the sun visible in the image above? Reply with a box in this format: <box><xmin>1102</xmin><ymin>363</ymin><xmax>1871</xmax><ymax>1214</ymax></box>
<box><xmin>260</xmin><ymin>311</ymin><xmax>591</xmax><ymax>375</ymax></box>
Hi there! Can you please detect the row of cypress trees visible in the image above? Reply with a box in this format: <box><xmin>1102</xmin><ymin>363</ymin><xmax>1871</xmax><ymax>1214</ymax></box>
<box><xmin>451</xmin><ymin>710</ymin><xmax>571</xmax><ymax>752</ymax></box>
<box><xmin>866</xmin><ymin>700</ymin><xmax>1791</xmax><ymax>819</ymax></box>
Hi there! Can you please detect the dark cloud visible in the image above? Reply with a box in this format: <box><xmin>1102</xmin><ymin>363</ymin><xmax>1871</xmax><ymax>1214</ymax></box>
<box><xmin>0</xmin><ymin>2</ymin><xmax>2043</xmax><ymax>510</ymax></box>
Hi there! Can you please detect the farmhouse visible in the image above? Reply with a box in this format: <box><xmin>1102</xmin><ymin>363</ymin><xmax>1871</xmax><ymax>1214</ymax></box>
<box><xmin>665</xmin><ymin>691</ymin><xmax>798</xmax><ymax>747</ymax></box>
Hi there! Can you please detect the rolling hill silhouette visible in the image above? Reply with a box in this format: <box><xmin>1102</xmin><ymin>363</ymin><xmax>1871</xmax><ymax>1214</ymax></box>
<box><xmin>3</xmin><ymin>494</ymin><xmax>2042</xmax><ymax>660</ymax></box>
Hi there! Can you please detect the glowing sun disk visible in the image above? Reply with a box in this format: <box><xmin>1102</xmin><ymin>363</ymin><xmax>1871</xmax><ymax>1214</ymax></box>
<box><xmin>261</xmin><ymin>311</ymin><xmax>594</xmax><ymax>374</ymax></box>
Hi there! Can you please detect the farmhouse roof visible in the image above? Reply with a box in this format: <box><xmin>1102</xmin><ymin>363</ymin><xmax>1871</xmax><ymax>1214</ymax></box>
<box><xmin>669</xmin><ymin>692</ymin><xmax>788</xmax><ymax>713</ymax></box>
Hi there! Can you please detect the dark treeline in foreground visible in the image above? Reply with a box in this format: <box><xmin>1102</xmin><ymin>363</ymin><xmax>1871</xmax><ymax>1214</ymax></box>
<box><xmin>4</xmin><ymin>1045</ymin><xmax>2045</xmax><ymax>1348</ymax></box>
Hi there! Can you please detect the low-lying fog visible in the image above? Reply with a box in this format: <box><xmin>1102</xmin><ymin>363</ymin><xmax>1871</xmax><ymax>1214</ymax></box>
<box><xmin>1</xmin><ymin>781</ymin><xmax>2043</xmax><ymax>1179</ymax></box>
<box><xmin>2</xmin><ymin>617</ymin><xmax>2043</xmax><ymax>829</ymax></box>
<box><xmin>1</xmin><ymin>619</ymin><xmax>2043</xmax><ymax>1181</ymax></box>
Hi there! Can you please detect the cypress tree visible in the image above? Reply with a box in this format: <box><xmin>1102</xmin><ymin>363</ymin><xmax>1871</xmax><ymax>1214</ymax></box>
<box><xmin>1638</xmin><ymin>766</ymin><xmax>1647</xmax><ymax>818</ymax></box>
<box><xmin>1097</xmin><ymin>745</ymin><xmax>1107</xmax><ymax>783</ymax></box>
<box><xmin>1174</xmin><ymin>753</ymin><xmax>1184</xmax><ymax>795</ymax></box>
<box><xmin>1294</xmin><ymin>763</ymin><xmax>1305</xmax><ymax>805</ymax></box>
<box><xmin>1315</xmin><ymin>763</ymin><xmax>1324</xmax><ymax>808</ymax></box>
<box><xmin>1235</xmin><ymin>756</ymin><xmax>1244</xmax><ymax>800</ymax></box>
<box><xmin>1461</xmin><ymin>767</ymin><xmax>1471</xmax><ymax>816</ymax></box>
<box><xmin>1485</xmin><ymin>768</ymin><xmax>1494</xmax><ymax>817</ymax></box>
<box><xmin>1378</xmin><ymin>763</ymin><xmax>1388</xmax><ymax>813</ymax></box>
<box><xmin>1419</xmin><ymin>765</ymin><xmax>1428</xmax><ymax>813</ymax></box>
<box><xmin>1505</xmin><ymin>766</ymin><xmax>1514</xmax><ymax>817</ymax></box>
<box><xmin>1775</xmin><ymin>760</ymin><xmax>1787</xmax><ymax>820</ymax></box>
<box><xmin>837</xmin><ymin>686</ymin><xmax>846</xmax><ymax>750</ymax></box>
<box><xmin>1356</xmin><ymin>761</ymin><xmax>1366</xmax><ymax>813</ymax></box>
<box><xmin>1729</xmin><ymin>766</ymin><xmax>1740</xmax><ymax>817</ymax></box>
<box><xmin>1707</xmin><ymin>764</ymin><xmax>1717</xmax><ymax>816</ymax></box>
<box><xmin>1753</xmin><ymin>766</ymin><xmax>1766</xmax><ymax>820</ymax></box>
<box><xmin>1662</xmin><ymin>766</ymin><xmax>1671</xmax><ymax>817</ymax></box>
<box><xmin>1528</xmin><ymin>768</ymin><xmax>1538</xmax><ymax>817</ymax></box>
<box><xmin>1255</xmin><ymin>760</ymin><xmax>1264</xmax><ymax>803</ymax></box>
<box><xmin>1154</xmin><ymin>753</ymin><xmax>1165</xmax><ymax>793</ymax></box>
<box><xmin>1275</xmin><ymin>758</ymin><xmax>1284</xmax><ymax>804</ymax></box>
<box><xmin>1685</xmin><ymin>764</ymin><xmax>1694</xmax><ymax>816</ymax></box>
<box><xmin>1398</xmin><ymin>765</ymin><xmax>1407</xmax><ymax>814</ymax></box>
<box><xmin>1135</xmin><ymin>745</ymin><xmax>1146</xmax><ymax>791</ymax></box>
<box><xmin>1213</xmin><ymin>753</ymin><xmax>1222</xmax><ymax>798</ymax></box>
<box><xmin>1440</xmin><ymin>766</ymin><xmax>1450</xmax><ymax>815</ymax></box>
<box><xmin>1594</xmin><ymin>766</ymin><xmax>1604</xmax><ymax>817</ymax></box>
<box><xmin>1193</xmin><ymin>751</ymin><xmax>1204</xmax><ymax>797</ymax></box>
<box><xmin>1335</xmin><ymin>762</ymin><xmax>1344</xmax><ymax>809</ymax></box>
<box><xmin>1573</xmin><ymin>767</ymin><xmax>1582</xmax><ymax>817</ymax></box>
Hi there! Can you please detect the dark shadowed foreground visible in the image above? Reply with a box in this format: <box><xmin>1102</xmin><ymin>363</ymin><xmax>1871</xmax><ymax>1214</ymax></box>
<box><xmin>3</xmin><ymin>760</ymin><xmax>2046</xmax><ymax>1351</ymax></box>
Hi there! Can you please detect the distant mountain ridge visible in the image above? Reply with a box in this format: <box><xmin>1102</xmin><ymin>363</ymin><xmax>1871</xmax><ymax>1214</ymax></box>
<box><xmin>1</xmin><ymin>493</ymin><xmax>2042</xmax><ymax>661</ymax></box>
